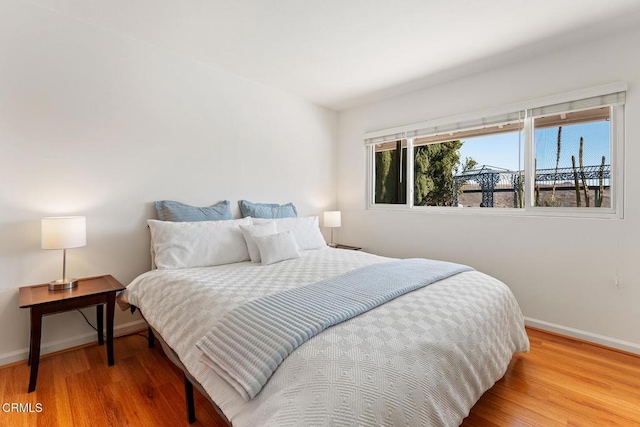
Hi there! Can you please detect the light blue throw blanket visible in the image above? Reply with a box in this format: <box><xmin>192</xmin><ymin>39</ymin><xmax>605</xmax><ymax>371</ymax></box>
<box><xmin>196</xmin><ymin>258</ymin><xmax>473</xmax><ymax>400</ymax></box>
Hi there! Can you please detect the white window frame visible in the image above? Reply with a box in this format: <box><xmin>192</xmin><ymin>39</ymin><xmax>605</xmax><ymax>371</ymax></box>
<box><xmin>365</xmin><ymin>83</ymin><xmax>626</xmax><ymax>219</ymax></box>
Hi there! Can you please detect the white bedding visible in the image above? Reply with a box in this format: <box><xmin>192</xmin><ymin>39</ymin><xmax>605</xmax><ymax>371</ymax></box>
<box><xmin>122</xmin><ymin>248</ymin><xmax>529</xmax><ymax>426</ymax></box>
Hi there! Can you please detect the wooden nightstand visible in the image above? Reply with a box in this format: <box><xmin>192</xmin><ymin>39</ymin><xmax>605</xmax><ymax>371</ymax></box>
<box><xmin>333</xmin><ymin>244</ymin><xmax>362</xmax><ymax>251</ymax></box>
<box><xmin>19</xmin><ymin>275</ymin><xmax>125</xmax><ymax>392</ymax></box>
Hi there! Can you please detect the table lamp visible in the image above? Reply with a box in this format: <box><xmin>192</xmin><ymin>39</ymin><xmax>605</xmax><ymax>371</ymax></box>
<box><xmin>323</xmin><ymin>211</ymin><xmax>341</xmax><ymax>247</ymax></box>
<box><xmin>41</xmin><ymin>216</ymin><xmax>86</xmax><ymax>290</ymax></box>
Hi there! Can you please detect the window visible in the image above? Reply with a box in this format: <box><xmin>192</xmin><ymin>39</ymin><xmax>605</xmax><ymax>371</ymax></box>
<box><xmin>413</xmin><ymin>122</ymin><xmax>523</xmax><ymax>208</ymax></box>
<box><xmin>532</xmin><ymin>107</ymin><xmax>611</xmax><ymax>208</ymax></box>
<box><xmin>373</xmin><ymin>140</ymin><xmax>407</xmax><ymax>204</ymax></box>
<box><xmin>365</xmin><ymin>84</ymin><xmax>625</xmax><ymax>217</ymax></box>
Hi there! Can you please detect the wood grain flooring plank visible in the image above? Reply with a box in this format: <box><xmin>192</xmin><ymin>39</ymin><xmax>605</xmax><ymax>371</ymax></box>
<box><xmin>66</xmin><ymin>370</ymin><xmax>109</xmax><ymax>427</ymax></box>
<box><xmin>34</xmin><ymin>360</ymin><xmax>73</xmax><ymax>427</ymax></box>
<box><xmin>0</xmin><ymin>364</ymin><xmax>39</xmax><ymax>427</ymax></box>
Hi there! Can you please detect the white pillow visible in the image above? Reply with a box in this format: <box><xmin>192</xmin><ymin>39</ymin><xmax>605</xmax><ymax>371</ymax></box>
<box><xmin>148</xmin><ymin>217</ymin><xmax>251</xmax><ymax>269</ymax></box>
<box><xmin>239</xmin><ymin>221</ymin><xmax>278</xmax><ymax>263</ymax></box>
<box><xmin>253</xmin><ymin>216</ymin><xmax>326</xmax><ymax>250</ymax></box>
<box><xmin>254</xmin><ymin>231</ymin><xmax>301</xmax><ymax>265</ymax></box>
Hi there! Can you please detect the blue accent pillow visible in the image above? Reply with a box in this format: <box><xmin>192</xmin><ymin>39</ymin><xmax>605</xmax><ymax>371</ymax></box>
<box><xmin>154</xmin><ymin>200</ymin><xmax>232</xmax><ymax>222</ymax></box>
<box><xmin>238</xmin><ymin>200</ymin><xmax>297</xmax><ymax>219</ymax></box>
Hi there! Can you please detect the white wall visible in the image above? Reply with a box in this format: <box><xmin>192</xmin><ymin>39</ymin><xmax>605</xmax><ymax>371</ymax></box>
<box><xmin>0</xmin><ymin>0</ymin><xmax>337</xmax><ymax>365</ymax></box>
<box><xmin>337</xmin><ymin>28</ymin><xmax>640</xmax><ymax>352</ymax></box>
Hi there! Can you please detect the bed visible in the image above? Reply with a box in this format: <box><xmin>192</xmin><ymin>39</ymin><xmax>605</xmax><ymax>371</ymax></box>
<box><xmin>120</xmin><ymin>240</ymin><xmax>529</xmax><ymax>426</ymax></box>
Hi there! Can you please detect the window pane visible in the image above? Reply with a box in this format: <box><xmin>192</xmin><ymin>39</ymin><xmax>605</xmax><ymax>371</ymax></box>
<box><xmin>413</xmin><ymin>141</ymin><xmax>464</xmax><ymax>207</ymax></box>
<box><xmin>374</xmin><ymin>140</ymin><xmax>407</xmax><ymax>204</ymax></box>
<box><xmin>533</xmin><ymin>107</ymin><xmax>611</xmax><ymax>208</ymax></box>
<box><xmin>414</xmin><ymin>127</ymin><xmax>523</xmax><ymax>208</ymax></box>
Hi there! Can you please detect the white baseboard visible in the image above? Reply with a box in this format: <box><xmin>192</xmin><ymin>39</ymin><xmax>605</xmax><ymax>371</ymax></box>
<box><xmin>524</xmin><ymin>317</ymin><xmax>640</xmax><ymax>355</ymax></box>
<box><xmin>0</xmin><ymin>319</ymin><xmax>147</xmax><ymax>367</ymax></box>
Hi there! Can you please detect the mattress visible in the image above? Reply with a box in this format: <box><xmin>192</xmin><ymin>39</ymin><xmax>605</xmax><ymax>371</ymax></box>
<box><xmin>121</xmin><ymin>248</ymin><xmax>529</xmax><ymax>426</ymax></box>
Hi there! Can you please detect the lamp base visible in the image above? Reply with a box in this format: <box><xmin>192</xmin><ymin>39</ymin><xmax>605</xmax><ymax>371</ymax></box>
<box><xmin>49</xmin><ymin>278</ymin><xmax>79</xmax><ymax>291</ymax></box>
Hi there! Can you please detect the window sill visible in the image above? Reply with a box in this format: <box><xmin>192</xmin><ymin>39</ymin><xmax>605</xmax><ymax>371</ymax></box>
<box><xmin>367</xmin><ymin>204</ymin><xmax>622</xmax><ymax>220</ymax></box>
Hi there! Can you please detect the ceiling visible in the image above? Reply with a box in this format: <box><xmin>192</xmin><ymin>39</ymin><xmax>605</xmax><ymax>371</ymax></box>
<box><xmin>25</xmin><ymin>0</ymin><xmax>640</xmax><ymax>111</ymax></box>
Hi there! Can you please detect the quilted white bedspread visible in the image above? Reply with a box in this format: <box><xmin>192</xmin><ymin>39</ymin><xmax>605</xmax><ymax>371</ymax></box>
<box><xmin>122</xmin><ymin>248</ymin><xmax>529</xmax><ymax>426</ymax></box>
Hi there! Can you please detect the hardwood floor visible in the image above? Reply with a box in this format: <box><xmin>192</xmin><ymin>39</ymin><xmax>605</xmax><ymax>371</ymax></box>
<box><xmin>1</xmin><ymin>327</ymin><xmax>639</xmax><ymax>426</ymax></box>
<box><xmin>464</xmin><ymin>328</ymin><xmax>640</xmax><ymax>426</ymax></box>
<box><xmin>0</xmin><ymin>333</ymin><xmax>225</xmax><ymax>427</ymax></box>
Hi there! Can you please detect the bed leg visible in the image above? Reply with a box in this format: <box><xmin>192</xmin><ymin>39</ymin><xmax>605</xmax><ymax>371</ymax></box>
<box><xmin>148</xmin><ymin>326</ymin><xmax>155</xmax><ymax>348</ymax></box>
<box><xmin>184</xmin><ymin>374</ymin><xmax>196</xmax><ymax>424</ymax></box>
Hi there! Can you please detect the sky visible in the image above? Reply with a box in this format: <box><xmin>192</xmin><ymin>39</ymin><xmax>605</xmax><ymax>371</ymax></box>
<box><xmin>458</xmin><ymin>121</ymin><xmax>610</xmax><ymax>172</ymax></box>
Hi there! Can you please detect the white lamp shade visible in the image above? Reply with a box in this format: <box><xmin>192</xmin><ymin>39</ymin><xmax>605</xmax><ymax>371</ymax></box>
<box><xmin>324</xmin><ymin>211</ymin><xmax>341</xmax><ymax>228</ymax></box>
<box><xmin>41</xmin><ymin>216</ymin><xmax>87</xmax><ymax>249</ymax></box>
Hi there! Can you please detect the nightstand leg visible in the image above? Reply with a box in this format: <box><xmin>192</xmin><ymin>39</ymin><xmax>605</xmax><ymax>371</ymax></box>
<box><xmin>28</xmin><ymin>306</ymin><xmax>43</xmax><ymax>393</ymax></box>
<box><xmin>27</xmin><ymin>330</ymin><xmax>32</xmax><ymax>366</ymax></box>
<box><xmin>97</xmin><ymin>304</ymin><xmax>104</xmax><ymax>345</ymax></box>
<box><xmin>106</xmin><ymin>293</ymin><xmax>115</xmax><ymax>366</ymax></box>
